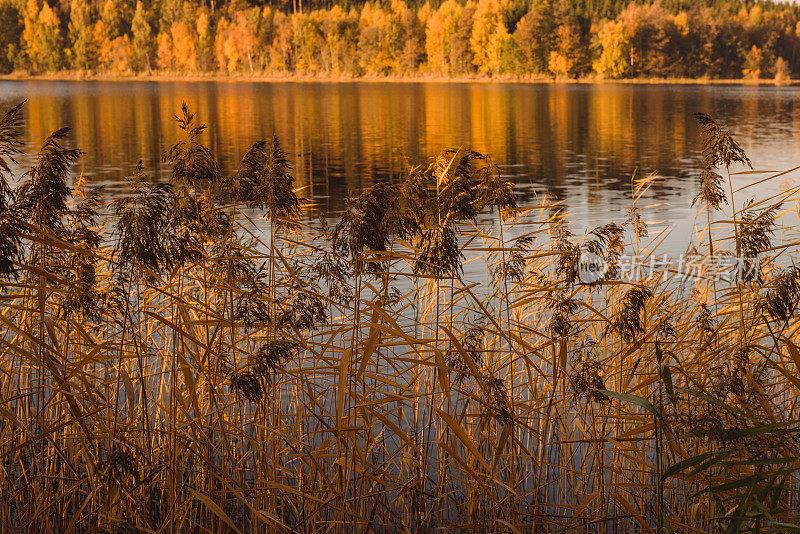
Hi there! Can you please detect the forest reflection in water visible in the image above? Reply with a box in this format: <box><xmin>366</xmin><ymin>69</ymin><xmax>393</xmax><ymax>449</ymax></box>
<box><xmin>4</xmin><ymin>80</ymin><xmax>800</xmax><ymax>252</ymax></box>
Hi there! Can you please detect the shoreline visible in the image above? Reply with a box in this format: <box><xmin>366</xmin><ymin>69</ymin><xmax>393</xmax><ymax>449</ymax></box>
<box><xmin>0</xmin><ymin>71</ymin><xmax>794</xmax><ymax>86</ymax></box>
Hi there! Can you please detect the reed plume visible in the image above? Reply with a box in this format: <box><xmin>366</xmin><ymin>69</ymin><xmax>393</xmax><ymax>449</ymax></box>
<box><xmin>693</xmin><ymin>166</ymin><xmax>728</xmax><ymax>210</ymax></box>
<box><xmin>333</xmin><ymin>182</ymin><xmax>416</xmax><ymax>274</ymax></box>
<box><xmin>164</xmin><ymin>102</ymin><xmax>221</xmax><ymax>190</ymax></box>
<box><xmin>252</xmin><ymin>338</ymin><xmax>303</xmax><ymax>383</ymax></box>
<box><xmin>229</xmin><ymin>369</ymin><xmax>264</xmax><ymax>402</ymax></box>
<box><xmin>60</xmin><ymin>178</ymin><xmax>104</xmax><ymax>320</ymax></box>
<box><xmin>609</xmin><ymin>284</ymin><xmax>653</xmax><ymax>342</ymax></box>
<box><xmin>0</xmin><ymin>102</ymin><xmax>24</xmax><ymax>280</ymax></box>
<box><xmin>413</xmin><ymin>224</ymin><xmax>462</xmax><ymax>277</ymax></box>
<box><xmin>17</xmin><ymin>126</ymin><xmax>84</xmax><ymax>232</ymax></box>
<box><xmin>553</xmin><ymin>221</ymin><xmax>580</xmax><ymax>286</ymax></box>
<box><xmin>234</xmin><ymin>135</ymin><xmax>301</xmax><ymax>229</ymax></box>
<box><xmin>737</xmin><ymin>199</ymin><xmax>780</xmax><ymax>283</ymax></box>
<box><xmin>568</xmin><ymin>346</ymin><xmax>611</xmax><ymax>404</ymax></box>
<box><xmin>694</xmin><ymin>112</ymin><xmax>752</xmax><ymax>169</ymax></box>
<box><xmin>447</xmin><ymin>320</ymin><xmax>485</xmax><ymax>385</ymax></box>
<box><xmin>0</xmin><ymin>101</ymin><xmax>24</xmax><ymax>177</ymax></box>
<box><xmin>762</xmin><ymin>266</ymin><xmax>800</xmax><ymax>323</ymax></box>
<box><xmin>495</xmin><ymin>235</ymin><xmax>534</xmax><ymax>281</ymax></box>
<box><xmin>113</xmin><ymin>162</ymin><xmax>174</xmax><ymax>275</ymax></box>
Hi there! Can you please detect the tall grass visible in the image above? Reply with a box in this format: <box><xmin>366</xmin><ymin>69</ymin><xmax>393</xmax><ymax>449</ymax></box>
<box><xmin>1</xmin><ymin>101</ymin><xmax>800</xmax><ymax>533</ymax></box>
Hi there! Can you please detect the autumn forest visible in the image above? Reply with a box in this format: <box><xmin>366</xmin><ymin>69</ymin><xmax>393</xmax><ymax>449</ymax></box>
<box><xmin>1</xmin><ymin>0</ymin><xmax>800</xmax><ymax>80</ymax></box>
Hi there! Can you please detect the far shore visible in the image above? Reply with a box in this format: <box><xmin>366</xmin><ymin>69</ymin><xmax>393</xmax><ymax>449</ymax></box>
<box><xmin>0</xmin><ymin>70</ymin><xmax>795</xmax><ymax>86</ymax></box>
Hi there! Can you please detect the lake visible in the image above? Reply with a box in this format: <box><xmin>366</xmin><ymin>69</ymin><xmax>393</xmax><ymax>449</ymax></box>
<box><xmin>3</xmin><ymin>80</ymin><xmax>800</xmax><ymax>253</ymax></box>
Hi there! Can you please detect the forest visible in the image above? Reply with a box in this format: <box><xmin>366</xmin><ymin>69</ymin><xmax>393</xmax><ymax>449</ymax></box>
<box><xmin>1</xmin><ymin>0</ymin><xmax>800</xmax><ymax>80</ymax></box>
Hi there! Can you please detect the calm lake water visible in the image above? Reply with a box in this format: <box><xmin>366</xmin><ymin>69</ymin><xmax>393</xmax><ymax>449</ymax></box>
<box><xmin>3</xmin><ymin>80</ymin><xmax>800</xmax><ymax>252</ymax></box>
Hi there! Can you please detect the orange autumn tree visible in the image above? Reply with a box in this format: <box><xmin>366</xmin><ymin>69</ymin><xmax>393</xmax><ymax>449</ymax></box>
<box><xmin>1</xmin><ymin>0</ymin><xmax>799</xmax><ymax>79</ymax></box>
<box><xmin>196</xmin><ymin>7</ymin><xmax>214</xmax><ymax>71</ymax></box>
<box><xmin>592</xmin><ymin>18</ymin><xmax>630</xmax><ymax>78</ymax></box>
<box><xmin>391</xmin><ymin>0</ymin><xmax>424</xmax><ymax>73</ymax></box>
<box><xmin>470</xmin><ymin>0</ymin><xmax>510</xmax><ymax>75</ymax></box>
<box><xmin>358</xmin><ymin>2</ymin><xmax>393</xmax><ymax>74</ymax></box>
<box><xmin>548</xmin><ymin>21</ymin><xmax>582</xmax><ymax>78</ymax></box>
<box><xmin>425</xmin><ymin>0</ymin><xmax>475</xmax><ymax>75</ymax></box>
<box><xmin>23</xmin><ymin>0</ymin><xmax>63</xmax><ymax>72</ymax></box>
<box><xmin>215</xmin><ymin>9</ymin><xmax>259</xmax><ymax>73</ymax></box>
<box><xmin>269</xmin><ymin>11</ymin><xmax>293</xmax><ymax>71</ymax></box>
<box><xmin>95</xmin><ymin>0</ymin><xmax>132</xmax><ymax>71</ymax></box>
<box><xmin>155</xmin><ymin>31</ymin><xmax>173</xmax><ymax>70</ymax></box>
<box><xmin>68</xmin><ymin>0</ymin><xmax>95</xmax><ymax>70</ymax></box>
<box><xmin>131</xmin><ymin>1</ymin><xmax>152</xmax><ymax>71</ymax></box>
<box><xmin>292</xmin><ymin>10</ymin><xmax>325</xmax><ymax>73</ymax></box>
<box><xmin>171</xmin><ymin>20</ymin><xmax>199</xmax><ymax>71</ymax></box>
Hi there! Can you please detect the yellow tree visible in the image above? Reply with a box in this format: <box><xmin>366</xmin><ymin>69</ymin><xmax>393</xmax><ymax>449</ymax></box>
<box><xmin>774</xmin><ymin>56</ymin><xmax>790</xmax><ymax>84</ymax></box>
<box><xmin>359</xmin><ymin>2</ymin><xmax>394</xmax><ymax>74</ymax></box>
<box><xmin>320</xmin><ymin>5</ymin><xmax>358</xmax><ymax>74</ymax></box>
<box><xmin>235</xmin><ymin>9</ymin><xmax>260</xmax><ymax>72</ymax></box>
<box><xmin>196</xmin><ymin>7</ymin><xmax>213</xmax><ymax>70</ymax></box>
<box><xmin>0</xmin><ymin>4</ymin><xmax>23</xmax><ymax>73</ymax></box>
<box><xmin>269</xmin><ymin>11</ymin><xmax>293</xmax><ymax>71</ymax></box>
<box><xmin>24</xmin><ymin>0</ymin><xmax>62</xmax><ymax>72</ymax></box>
<box><xmin>131</xmin><ymin>1</ymin><xmax>152</xmax><ymax>71</ymax></box>
<box><xmin>743</xmin><ymin>45</ymin><xmax>762</xmax><ymax>79</ymax></box>
<box><xmin>214</xmin><ymin>16</ymin><xmax>233</xmax><ymax>71</ymax></box>
<box><xmin>214</xmin><ymin>10</ymin><xmax>258</xmax><ymax>72</ymax></box>
<box><xmin>425</xmin><ymin>0</ymin><xmax>454</xmax><ymax>73</ymax></box>
<box><xmin>292</xmin><ymin>11</ymin><xmax>324</xmax><ymax>73</ymax></box>
<box><xmin>256</xmin><ymin>6</ymin><xmax>276</xmax><ymax>70</ymax></box>
<box><xmin>592</xmin><ymin>19</ymin><xmax>631</xmax><ymax>78</ymax></box>
<box><xmin>99</xmin><ymin>0</ymin><xmax>121</xmax><ymax>40</ymax></box>
<box><xmin>93</xmin><ymin>0</ymin><xmax>128</xmax><ymax>71</ymax></box>
<box><xmin>170</xmin><ymin>20</ymin><xmax>198</xmax><ymax>72</ymax></box>
<box><xmin>156</xmin><ymin>31</ymin><xmax>174</xmax><ymax>70</ymax></box>
<box><xmin>425</xmin><ymin>0</ymin><xmax>474</xmax><ymax>74</ymax></box>
<box><xmin>548</xmin><ymin>22</ymin><xmax>581</xmax><ymax>78</ymax></box>
<box><xmin>470</xmin><ymin>0</ymin><xmax>509</xmax><ymax>75</ymax></box>
<box><xmin>68</xmin><ymin>0</ymin><xmax>95</xmax><ymax>70</ymax></box>
<box><xmin>100</xmin><ymin>35</ymin><xmax>133</xmax><ymax>72</ymax></box>
<box><xmin>23</xmin><ymin>0</ymin><xmax>41</xmax><ymax>71</ymax></box>
<box><xmin>36</xmin><ymin>2</ymin><xmax>62</xmax><ymax>71</ymax></box>
<box><xmin>391</xmin><ymin>0</ymin><xmax>424</xmax><ymax>73</ymax></box>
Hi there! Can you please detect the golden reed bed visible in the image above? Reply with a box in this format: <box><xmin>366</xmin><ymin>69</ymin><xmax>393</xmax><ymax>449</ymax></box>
<box><xmin>0</xmin><ymin>101</ymin><xmax>799</xmax><ymax>532</ymax></box>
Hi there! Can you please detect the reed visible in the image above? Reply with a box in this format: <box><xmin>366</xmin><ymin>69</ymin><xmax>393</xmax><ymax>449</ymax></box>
<box><xmin>1</xmin><ymin>102</ymin><xmax>799</xmax><ymax>533</ymax></box>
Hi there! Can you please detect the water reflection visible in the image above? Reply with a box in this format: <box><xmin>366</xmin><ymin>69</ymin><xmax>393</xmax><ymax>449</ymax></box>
<box><xmin>3</xmin><ymin>80</ymin><xmax>800</xmax><ymax>252</ymax></box>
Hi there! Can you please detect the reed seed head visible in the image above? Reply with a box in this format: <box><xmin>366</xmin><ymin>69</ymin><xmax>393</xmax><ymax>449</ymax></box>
<box><xmin>229</xmin><ymin>369</ymin><xmax>264</xmax><ymax>403</ymax></box>
<box><xmin>234</xmin><ymin>135</ymin><xmax>301</xmax><ymax>229</ymax></box>
<box><xmin>762</xmin><ymin>266</ymin><xmax>800</xmax><ymax>323</ymax></box>
<box><xmin>113</xmin><ymin>162</ymin><xmax>175</xmax><ymax>275</ymax></box>
<box><xmin>252</xmin><ymin>339</ymin><xmax>303</xmax><ymax>383</ymax></box>
<box><xmin>413</xmin><ymin>224</ymin><xmax>463</xmax><ymax>278</ymax></box>
<box><xmin>568</xmin><ymin>357</ymin><xmax>610</xmax><ymax>404</ymax></box>
<box><xmin>694</xmin><ymin>112</ymin><xmax>752</xmax><ymax>169</ymax></box>
<box><xmin>164</xmin><ymin>103</ymin><xmax>221</xmax><ymax>190</ymax></box>
<box><xmin>609</xmin><ymin>285</ymin><xmax>652</xmax><ymax>342</ymax></box>
<box><xmin>483</xmin><ymin>376</ymin><xmax>514</xmax><ymax>426</ymax></box>
<box><xmin>17</xmin><ymin>127</ymin><xmax>84</xmax><ymax>231</ymax></box>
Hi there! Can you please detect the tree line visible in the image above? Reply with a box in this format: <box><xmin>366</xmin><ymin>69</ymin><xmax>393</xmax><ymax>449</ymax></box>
<box><xmin>1</xmin><ymin>0</ymin><xmax>799</xmax><ymax>80</ymax></box>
